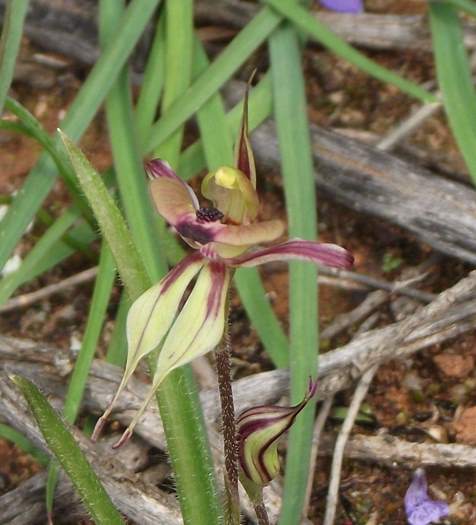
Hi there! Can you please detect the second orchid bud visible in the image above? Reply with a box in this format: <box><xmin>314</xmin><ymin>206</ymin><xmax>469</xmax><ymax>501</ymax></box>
<box><xmin>237</xmin><ymin>380</ymin><xmax>318</xmax><ymax>490</ymax></box>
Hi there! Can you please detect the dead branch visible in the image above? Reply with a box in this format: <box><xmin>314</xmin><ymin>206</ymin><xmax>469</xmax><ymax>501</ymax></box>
<box><xmin>0</xmin><ymin>266</ymin><xmax>98</xmax><ymax>313</ymax></box>
<box><xmin>250</xmin><ymin>119</ymin><xmax>476</xmax><ymax>265</ymax></box>
<box><xmin>323</xmin><ymin>365</ymin><xmax>378</xmax><ymax>525</ymax></box>
<box><xmin>1</xmin><ymin>272</ymin><xmax>476</xmax><ymax>452</ymax></box>
<box><xmin>0</xmin><ymin>375</ymin><xmax>182</xmax><ymax>525</ymax></box>
<box><xmin>0</xmin><ymin>471</ymin><xmax>85</xmax><ymax>525</ymax></box>
<box><xmin>3</xmin><ymin>0</ymin><xmax>476</xmax><ymax>70</ymax></box>
<box><xmin>194</xmin><ymin>1</ymin><xmax>476</xmax><ymax>52</ymax></box>
<box><xmin>317</xmin><ymin>433</ymin><xmax>476</xmax><ymax>469</ymax></box>
<box><xmin>319</xmin><ymin>266</ymin><xmax>436</xmax><ymax>303</ymax></box>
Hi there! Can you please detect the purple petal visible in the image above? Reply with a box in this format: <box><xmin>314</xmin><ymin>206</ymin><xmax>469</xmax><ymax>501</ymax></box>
<box><xmin>405</xmin><ymin>469</ymin><xmax>429</xmax><ymax>513</ymax></box>
<box><xmin>407</xmin><ymin>501</ymin><xmax>449</xmax><ymax>525</ymax></box>
<box><xmin>146</xmin><ymin>158</ymin><xmax>200</xmax><ymax>213</ymax></box>
<box><xmin>405</xmin><ymin>470</ymin><xmax>449</xmax><ymax>525</ymax></box>
<box><xmin>225</xmin><ymin>239</ymin><xmax>354</xmax><ymax>269</ymax></box>
<box><xmin>320</xmin><ymin>0</ymin><xmax>364</xmax><ymax>13</ymax></box>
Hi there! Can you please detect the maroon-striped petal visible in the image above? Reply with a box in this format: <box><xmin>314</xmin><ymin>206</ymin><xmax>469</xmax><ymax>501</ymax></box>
<box><xmin>225</xmin><ymin>238</ymin><xmax>354</xmax><ymax>269</ymax></box>
<box><xmin>146</xmin><ymin>159</ymin><xmax>200</xmax><ymax>227</ymax></box>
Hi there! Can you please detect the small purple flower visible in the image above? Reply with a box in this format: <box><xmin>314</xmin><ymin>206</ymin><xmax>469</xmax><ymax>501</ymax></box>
<box><xmin>405</xmin><ymin>469</ymin><xmax>449</xmax><ymax>525</ymax></box>
<box><xmin>320</xmin><ymin>0</ymin><xmax>364</xmax><ymax>13</ymax></box>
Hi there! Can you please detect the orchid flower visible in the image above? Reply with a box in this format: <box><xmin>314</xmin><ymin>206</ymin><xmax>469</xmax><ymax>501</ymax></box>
<box><xmin>237</xmin><ymin>379</ymin><xmax>317</xmax><ymax>495</ymax></box>
<box><xmin>405</xmin><ymin>469</ymin><xmax>449</xmax><ymax>525</ymax></box>
<box><xmin>92</xmin><ymin>87</ymin><xmax>353</xmax><ymax>447</ymax></box>
<box><xmin>319</xmin><ymin>0</ymin><xmax>364</xmax><ymax>13</ymax></box>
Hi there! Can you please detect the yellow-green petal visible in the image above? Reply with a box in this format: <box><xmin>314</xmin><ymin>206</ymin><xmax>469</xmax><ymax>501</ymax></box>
<box><xmin>153</xmin><ymin>261</ymin><xmax>230</xmax><ymax>387</ymax></box>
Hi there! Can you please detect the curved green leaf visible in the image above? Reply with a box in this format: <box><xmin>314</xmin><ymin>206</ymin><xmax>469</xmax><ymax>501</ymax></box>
<box><xmin>11</xmin><ymin>375</ymin><xmax>124</xmax><ymax>524</ymax></box>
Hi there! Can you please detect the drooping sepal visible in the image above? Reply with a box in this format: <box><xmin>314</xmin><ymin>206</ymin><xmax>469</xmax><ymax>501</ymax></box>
<box><xmin>111</xmin><ymin>261</ymin><xmax>231</xmax><ymax>448</ymax></box>
<box><xmin>237</xmin><ymin>379</ymin><xmax>317</xmax><ymax>487</ymax></box>
<box><xmin>91</xmin><ymin>252</ymin><xmax>204</xmax><ymax>441</ymax></box>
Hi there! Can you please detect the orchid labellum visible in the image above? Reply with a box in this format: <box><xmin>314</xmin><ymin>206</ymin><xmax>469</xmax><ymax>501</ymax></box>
<box><xmin>92</xmin><ymin>87</ymin><xmax>353</xmax><ymax>447</ymax></box>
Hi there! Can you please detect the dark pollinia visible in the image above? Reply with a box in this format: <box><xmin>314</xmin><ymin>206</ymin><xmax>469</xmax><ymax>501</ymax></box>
<box><xmin>196</xmin><ymin>207</ymin><xmax>224</xmax><ymax>223</ymax></box>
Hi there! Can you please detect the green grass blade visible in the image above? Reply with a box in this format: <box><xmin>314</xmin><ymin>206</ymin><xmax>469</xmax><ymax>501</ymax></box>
<box><xmin>100</xmin><ymin>0</ymin><xmax>167</xmax><ymax>281</ymax></box>
<box><xmin>269</xmin><ymin>24</ymin><xmax>318</xmax><ymax>524</ymax></box>
<box><xmin>105</xmin><ymin>290</ymin><xmax>129</xmax><ymax>367</ymax></box>
<box><xmin>193</xmin><ymin>37</ymin><xmax>234</xmax><ymax>169</ymax></box>
<box><xmin>61</xmin><ymin>121</ymin><xmax>222</xmax><ymax>525</ymax></box>
<box><xmin>60</xmin><ymin>132</ymin><xmax>148</xmax><ymax>299</ymax></box>
<box><xmin>0</xmin><ymin>0</ymin><xmax>29</xmax><ymax>113</ymax></box>
<box><xmin>145</xmin><ymin>6</ymin><xmax>282</xmax><ymax>154</ymax></box>
<box><xmin>434</xmin><ymin>0</ymin><xmax>476</xmax><ymax>17</ymax></box>
<box><xmin>429</xmin><ymin>3</ymin><xmax>476</xmax><ymax>184</ymax></box>
<box><xmin>21</xmin><ymin>221</ymin><xmax>96</xmax><ymax>285</ymax></box>
<box><xmin>46</xmin><ymin>242</ymin><xmax>116</xmax><ymax>515</ymax></box>
<box><xmin>135</xmin><ymin>15</ymin><xmax>166</xmax><ymax>144</ymax></box>
<box><xmin>193</xmin><ymin>39</ymin><xmax>288</xmax><ymax>367</ymax></box>
<box><xmin>3</xmin><ymin>97</ymin><xmax>93</xmax><ymax>221</ymax></box>
<box><xmin>233</xmin><ymin>269</ymin><xmax>288</xmax><ymax>367</ymax></box>
<box><xmin>0</xmin><ymin>206</ymin><xmax>81</xmax><ymax>305</ymax></box>
<box><xmin>65</xmin><ymin>243</ymin><xmax>116</xmax><ymax>421</ymax></box>
<box><xmin>11</xmin><ymin>375</ymin><xmax>124</xmax><ymax>524</ymax></box>
<box><xmin>0</xmin><ymin>0</ymin><xmax>161</xmax><ymax>272</ymax></box>
<box><xmin>266</xmin><ymin>0</ymin><xmax>436</xmax><ymax>103</ymax></box>
<box><xmin>0</xmin><ymin>423</ymin><xmax>49</xmax><ymax>466</ymax></box>
<box><xmin>154</xmin><ymin>0</ymin><xmax>194</xmax><ymax>164</ymax></box>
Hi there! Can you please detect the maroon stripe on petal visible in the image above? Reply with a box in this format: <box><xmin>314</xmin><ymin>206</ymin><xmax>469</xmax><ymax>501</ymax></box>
<box><xmin>161</xmin><ymin>251</ymin><xmax>204</xmax><ymax>294</ymax></box>
<box><xmin>206</xmin><ymin>262</ymin><xmax>228</xmax><ymax>317</ymax></box>
<box><xmin>227</xmin><ymin>239</ymin><xmax>354</xmax><ymax>269</ymax></box>
<box><xmin>144</xmin><ymin>159</ymin><xmax>177</xmax><ymax>180</ymax></box>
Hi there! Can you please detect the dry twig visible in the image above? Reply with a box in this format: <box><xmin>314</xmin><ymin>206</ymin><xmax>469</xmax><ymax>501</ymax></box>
<box><xmin>0</xmin><ymin>267</ymin><xmax>99</xmax><ymax>313</ymax></box>
<box><xmin>323</xmin><ymin>365</ymin><xmax>379</xmax><ymax>525</ymax></box>
<box><xmin>317</xmin><ymin>433</ymin><xmax>476</xmax><ymax>469</ymax></box>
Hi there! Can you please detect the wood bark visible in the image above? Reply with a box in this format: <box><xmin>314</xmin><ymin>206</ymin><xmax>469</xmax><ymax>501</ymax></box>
<box><xmin>1</xmin><ymin>271</ymin><xmax>476</xmax><ymax>452</ymax></box>
<box><xmin>0</xmin><ymin>374</ymin><xmax>182</xmax><ymax>525</ymax></box>
<box><xmin>195</xmin><ymin>1</ymin><xmax>476</xmax><ymax>52</ymax></box>
<box><xmin>317</xmin><ymin>433</ymin><xmax>476</xmax><ymax>469</ymax></box>
<box><xmin>1</xmin><ymin>271</ymin><xmax>475</xmax><ymax>522</ymax></box>
<box><xmin>3</xmin><ymin>0</ymin><xmax>476</xmax><ymax>62</ymax></box>
<box><xmin>249</xmin><ymin>119</ymin><xmax>476</xmax><ymax>265</ymax></box>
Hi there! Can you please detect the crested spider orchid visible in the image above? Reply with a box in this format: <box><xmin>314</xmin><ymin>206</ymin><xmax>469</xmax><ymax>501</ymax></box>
<box><xmin>92</xmin><ymin>88</ymin><xmax>353</xmax><ymax>448</ymax></box>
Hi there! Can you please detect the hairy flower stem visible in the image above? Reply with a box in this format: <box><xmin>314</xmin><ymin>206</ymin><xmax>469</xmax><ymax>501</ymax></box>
<box><xmin>215</xmin><ymin>304</ymin><xmax>240</xmax><ymax>525</ymax></box>
<box><xmin>254</xmin><ymin>502</ymin><xmax>270</xmax><ymax>525</ymax></box>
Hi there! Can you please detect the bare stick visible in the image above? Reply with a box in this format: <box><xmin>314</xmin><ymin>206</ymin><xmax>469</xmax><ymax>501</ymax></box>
<box><xmin>318</xmin><ymin>267</ymin><xmax>435</xmax><ymax>302</ymax></box>
<box><xmin>195</xmin><ymin>3</ymin><xmax>476</xmax><ymax>52</ymax></box>
<box><xmin>303</xmin><ymin>395</ymin><xmax>335</xmax><ymax>516</ymax></box>
<box><xmin>0</xmin><ymin>375</ymin><xmax>182</xmax><ymax>525</ymax></box>
<box><xmin>2</xmin><ymin>272</ymin><xmax>476</xmax><ymax>450</ymax></box>
<box><xmin>321</xmin><ymin>261</ymin><xmax>436</xmax><ymax>340</ymax></box>
<box><xmin>309</xmin><ymin>313</ymin><xmax>380</xmax><ymax>520</ymax></box>
<box><xmin>376</xmin><ymin>101</ymin><xmax>442</xmax><ymax>152</ymax></box>
<box><xmin>0</xmin><ymin>266</ymin><xmax>98</xmax><ymax>313</ymax></box>
<box><xmin>323</xmin><ymin>365</ymin><xmax>379</xmax><ymax>525</ymax></box>
<box><xmin>321</xmin><ymin>290</ymin><xmax>388</xmax><ymax>340</ymax></box>
<box><xmin>317</xmin><ymin>433</ymin><xmax>476</xmax><ymax>469</ymax></box>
